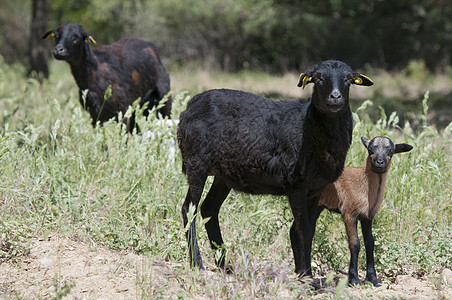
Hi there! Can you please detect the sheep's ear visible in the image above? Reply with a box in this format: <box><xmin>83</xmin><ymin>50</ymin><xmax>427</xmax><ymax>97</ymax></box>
<box><xmin>41</xmin><ymin>30</ymin><xmax>56</xmax><ymax>40</ymax></box>
<box><xmin>361</xmin><ymin>136</ymin><xmax>370</xmax><ymax>148</ymax></box>
<box><xmin>84</xmin><ymin>36</ymin><xmax>97</xmax><ymax>45</ymax></box>
<box><xmin>395</xmin><ymin>143</ymin><xmax>413</xmax><ymax>154</ymax></box>
<box><xmin>352</xmin><ymin>73</ymin><xmax>373</xmax><ymax>86</ymax></box>
<box><xmin>297</xmin><ymin>72</ymin><xmax>313</xmax><ymax>89</ymax></box>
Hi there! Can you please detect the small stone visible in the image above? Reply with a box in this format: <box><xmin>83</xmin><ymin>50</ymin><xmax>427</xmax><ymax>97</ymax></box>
<box><xmin>39</xmin><ymin>257</ymin><xmax>52</xmax><ymax>268</ymax></box>
<box><xmin>442</xmin><ymin>269</ymin><xmax>452</xmax><ymax>285</ymax></box>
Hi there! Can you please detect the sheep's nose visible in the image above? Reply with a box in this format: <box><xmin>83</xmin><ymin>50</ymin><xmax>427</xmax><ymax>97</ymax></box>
<box><xmin>53</xmin><ymin>45</ymin><xmax>65</xmax><ymax>55</ymax></box>
<box><xmin>329</xmin><ymin>90</ymin><xmax>342</xmax><ymax>101</ymax></box>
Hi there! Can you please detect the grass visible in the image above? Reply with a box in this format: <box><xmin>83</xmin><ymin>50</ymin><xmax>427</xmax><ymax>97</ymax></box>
<box><xmin>0</xmin><ymin>57</ymin><xmax>451</xmax><ymax>298</ymax></box>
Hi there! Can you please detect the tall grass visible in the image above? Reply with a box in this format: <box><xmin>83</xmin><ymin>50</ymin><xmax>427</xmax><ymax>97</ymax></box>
<box><xmin>0</xmin><ymin>58</ymin><xmax>450</xmax><ymax>297</ymax></box>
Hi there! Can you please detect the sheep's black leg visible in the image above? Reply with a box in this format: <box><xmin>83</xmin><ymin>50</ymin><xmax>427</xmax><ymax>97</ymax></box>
<box><xmin>361</xmin><ymin>219</ymin><xmax>381</xmax><ymax>287</ymax></box>
<box><xmin>200</xmin><ymin>176</ymin><xmax>231</xmax><ymax>271</ymax></box>
<box><xmin>289</xmin><ymin>222</ymin><xmax>303</xmax><ymax>274</ymax></box>
<box><xmin>316</xmin><ymin>206</ymin><xmax>325</xmax><ymax>221</ymax></box>
<box><xmin>125</xmin><ymin>114</ymin><xmax>137</xmax><ymax>133</ymax></box>
<box><xmin>182</xmin><ymin>184</ymin><xmax>206</xmax><ymax>270</ymax></box>
<box><xmin>288</xmin><ymin>190</ymin><xmax>314</xmax><ymax>276</ymax></box>
<box><xmin>156</xmin><ymin>79</ymin><xmax>172</xmax><ymax>118</ymax></box>
<box><xmin>343</xmin><ymin>214</ymin><xmax>360</xmax><ymax>286</ymax></box>
<box><xmin>303</xmin><ymin>198</ymin><xmax>320</xmax><ymax>275</ymax></box>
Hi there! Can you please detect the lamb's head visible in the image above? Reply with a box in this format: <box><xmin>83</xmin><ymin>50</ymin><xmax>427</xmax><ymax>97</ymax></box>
<box><xmin>42</xmin><ymin>23</ymin><xmax>96</xmax><ymax>63</ymax></box>
<box><xmin>298</xmin><ymin>60</ymin><xmax>373</xmax><ymax>114</ymax></box>
<box><xmin>361</xmin><ymin>136</ymin><xmax>413</xmax><ymax>173</ymax></box>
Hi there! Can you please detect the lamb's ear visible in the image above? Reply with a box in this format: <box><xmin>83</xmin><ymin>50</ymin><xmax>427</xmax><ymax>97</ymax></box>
<box><xmin>297</xmin><ymin>72</ymin><xmax>313</xmax><ymax>89</ymax></box>
<box><xmin>361</xmin><ymin>136</ymin><xmax>370</xmax><ymax>148</ymax></box>
<box><xmin>395</xmin><ymin>143</ymin><xmax>413</xmax><ymax>154</ymax></box>
<box><xmin>41</xmin><ymin>30</ymin><xmax>56</xmax><ymax>40</ymax></box>
<box><xmin>352</xmin><ymin>73</ymin><xmax>373</xmax><ymax>86</ymax></box>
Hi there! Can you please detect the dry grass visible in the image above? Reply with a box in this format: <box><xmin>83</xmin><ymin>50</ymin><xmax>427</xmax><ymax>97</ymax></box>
<box><xmin>170</xmin><ymin>64</ymin><xmax>452</xmax><ymax>102</ymax></box>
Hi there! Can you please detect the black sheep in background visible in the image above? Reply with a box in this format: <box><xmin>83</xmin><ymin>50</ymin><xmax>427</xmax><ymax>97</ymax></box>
<box><xmin>42</xmin><ymin>23</ymin><xmax>171</xmax><ymax>132</ymax></box>
<box><xmin>177</xmin><ymin>60</ymin><xmax>373</xmax><ymax>279</ymax></box>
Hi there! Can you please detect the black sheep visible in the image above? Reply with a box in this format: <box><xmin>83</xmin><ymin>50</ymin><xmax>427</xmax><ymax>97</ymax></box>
<box><xmin>177</xmin><ymin>60</ymin><xmax>373</xmax><ymax>277</ymax></box>
<box><xmin>42</xmin><ymin>23</ymin><xmax>171</xmax><ymax>132</ymax></box>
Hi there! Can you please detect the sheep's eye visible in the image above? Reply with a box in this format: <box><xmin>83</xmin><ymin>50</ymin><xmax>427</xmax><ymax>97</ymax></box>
<box><xmin>73</xmin><ymin>39</ymin><xmax>80</xmax><ymax>45</ymax></box>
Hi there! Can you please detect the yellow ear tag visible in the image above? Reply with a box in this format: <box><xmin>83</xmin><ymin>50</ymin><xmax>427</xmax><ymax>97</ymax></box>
<box><xmin>361</xmin><ymin>74</ymin><xmax>373</xmax><ymax>84</ymax></box>
<box><xmin>354</xmin><ymin>77</ymin><xmax>363</xmax><ymax>85</ymax></box>
<box><xmin>302</xmin><ymin>76</ymin><xmax>312</xmax><ymax>89</ymax></box>
<box><xmin>89</xmin><ymin>36</ymin><xmax>97</xmax><ymax>45</ymax></box>
<box><xmin>85</xmin><ymin>36</ymin><xmax>97</xmax><ymax>45</ymax></box>
<box><xmin>298</xmin><ymin>73</ymin><xmax>305</xmax><ymax>85</ymax></box>
<box><xmin>298</xmin><ymin>73</ymin><xmax>312</xmax><ymax>89</ymax></box>
<box><xmin>46</xmin><ymin>32</ymin><xmax>55</xmax><ymax>40</ymax></box>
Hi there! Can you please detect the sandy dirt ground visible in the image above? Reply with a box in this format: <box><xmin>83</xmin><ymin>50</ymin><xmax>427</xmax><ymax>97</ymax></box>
<box><xmin>0</xmin><ymin>236</ymin><xmax>450</xmax><ymax>299</ymax></box>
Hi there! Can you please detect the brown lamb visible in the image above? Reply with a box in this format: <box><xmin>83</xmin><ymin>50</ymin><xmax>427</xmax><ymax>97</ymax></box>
<box><xmin>318</xmin><ymin>136</ymin><xmax>413</xmax><ymax>286</ymax></box>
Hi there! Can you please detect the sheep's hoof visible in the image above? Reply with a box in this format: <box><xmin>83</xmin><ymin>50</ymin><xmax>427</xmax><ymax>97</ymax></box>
<box><xmin>298</xmin><ymin>275</ymin><xmax>321</xmax><ymax>290</ymax></box>
<box><xmin>366</xmin><ymin>275</ymin><xmax>381</xmax><ymax>287</ymax></box>
<box><xmin>220</xmin><ymin>263</ymin><xmax>234</xmax><ymax>274</ymax></box>
<box><xmin>191</xmin><ymin>258</ymin><xmax>205</xmax><ymax>270</ymax></box>
<box><xmin>216</xmin><ymin>257</ymin><xmax>234</xmax><ymax>274</ymax></box>
<box><xmin>370</xmin><ymin>279</ymin><xmax>382</xmax><ymax>287</ymax></box>
<box><xmin>348</xmin><ymin>277</ymin><xmax>361</xmax><ymax>286</ymax></box>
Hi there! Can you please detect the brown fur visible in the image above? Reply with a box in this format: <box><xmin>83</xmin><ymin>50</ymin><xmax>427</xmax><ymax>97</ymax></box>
<box><xmin>320</xmin><ymin>158</ymin><xmax>389</xmax><ymax>220</ymax></box>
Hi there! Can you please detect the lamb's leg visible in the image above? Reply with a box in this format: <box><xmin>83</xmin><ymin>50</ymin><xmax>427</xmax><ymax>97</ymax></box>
<box><xmin>343</xmin><ymin>213</ymin><xmax>360</xmax><ymax>285</ymax></box>
<box><xmin>201</xmin><ymin>176</ymin><xmax>231</xmax><ymax>271</ymax></box>
<box><xmin>361</xmin><ymin>219</ymin><xmax>382</xmax><ymax>287</ymax></box>
<box><xmin>182</xmin><ymin>183</ymin><xmax>206</xmax><ymax>269</ymax></box>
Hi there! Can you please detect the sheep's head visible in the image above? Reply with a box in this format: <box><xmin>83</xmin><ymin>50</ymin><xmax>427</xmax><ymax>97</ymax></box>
<box><xmin>361</xmin><ymin>136</ymin><xmax>413</xmax><ymax>173</ymax></box>
<box><xmin>42</xmin><ymin>23</ymin><xmax>96</xmax><ymax>64</ymax></box>
<box><xmin>298</xmin><ymin>60</ymin><xmax>373</xmax><ymax>114</ymax></box>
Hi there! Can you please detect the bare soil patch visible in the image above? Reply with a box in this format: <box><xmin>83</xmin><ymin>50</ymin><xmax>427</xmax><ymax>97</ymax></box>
<box><xmin>0</xmin><ymin>236</ymin><xmax>450</xmax><ymax>299</ymax></box>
